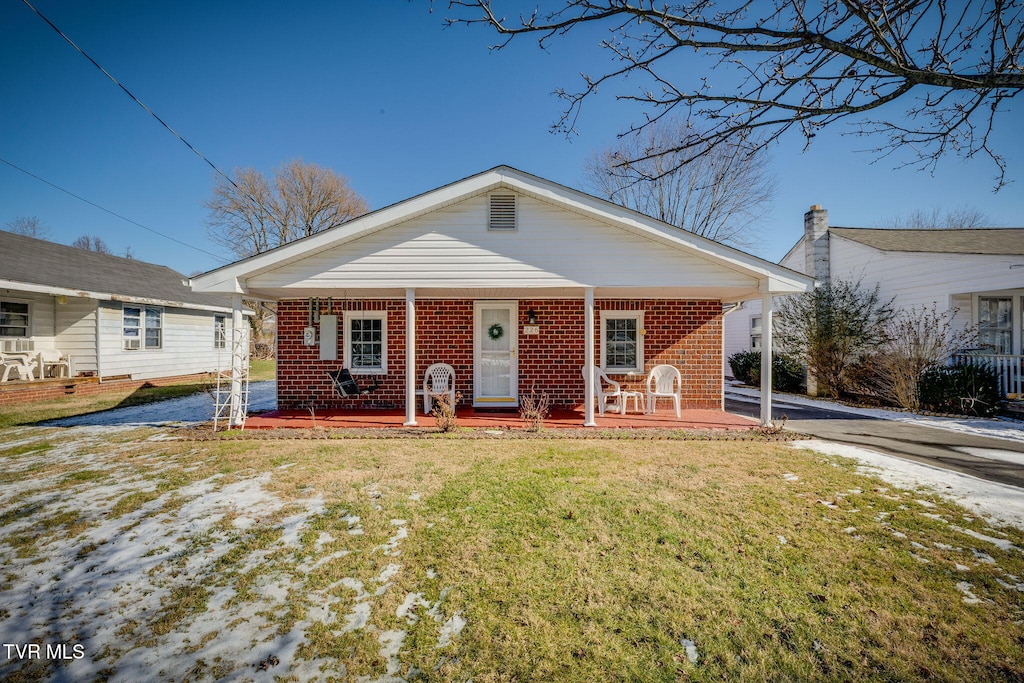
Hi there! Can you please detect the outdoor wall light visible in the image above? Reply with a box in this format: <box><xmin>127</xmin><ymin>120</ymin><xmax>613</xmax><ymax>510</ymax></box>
<box><xmin>56</xmin><ymin>295</ymin><xmax>68</xmax><ymax>305</ymax></box>
<box><xmin>526</xmin><ymin>308</ymin><xmax>538</xmax><ymax>325</ymax></box>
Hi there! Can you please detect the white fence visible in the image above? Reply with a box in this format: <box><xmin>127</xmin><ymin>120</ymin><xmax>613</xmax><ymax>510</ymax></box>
<box><xmin>954</xmin><ymin>353</ymin><xmax>1023</xmax><ymax>399</ymax></box>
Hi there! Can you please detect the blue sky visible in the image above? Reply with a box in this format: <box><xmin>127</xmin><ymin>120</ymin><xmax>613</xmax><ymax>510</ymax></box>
<box><xmin>2</xmin><ymin>1</ymin><xmax>1021</xmax><ymax>276</ymax></box>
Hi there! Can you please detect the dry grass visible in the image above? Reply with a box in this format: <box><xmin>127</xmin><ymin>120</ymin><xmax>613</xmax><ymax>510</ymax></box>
<box><xmin>0</xmin><ymin>426</ymin><xmax>1022</xmax><ymax>681</ymax></box>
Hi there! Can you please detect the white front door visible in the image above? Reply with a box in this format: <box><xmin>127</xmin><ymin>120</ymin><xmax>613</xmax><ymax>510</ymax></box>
<box><xmin>474</xmin><ymin>301</ymin><xmax>518</xmax><ymax>407</ymax></box>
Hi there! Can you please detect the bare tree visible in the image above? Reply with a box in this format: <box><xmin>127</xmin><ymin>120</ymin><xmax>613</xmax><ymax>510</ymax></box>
<box><xmin>449</xmin><ymin>1</ymin><xmax>1024</xmax><ymax>189</ymax></box>
<box><xmin>206</xmin><ymin>159</ymin><xmax>369</xmax><ymax>260</ymax></box>
<box><xmin>584</xmin><ymin>118</ymin><xmax>775</xmax><ymax>246</ymax></box>
<box><xmin>871</xmin><ymin>304</ymin><xmax>977</xmax><ymax>411</ymax></box>
<box><xmin>71</xmin><ymin>234</ymin><xmax>112</xmax><ymax>254</ymax></box>
<box><xmin>206</xmin><ymin>159</ymin><xmax>369</xmax><ymax>354</ymax></box>
<box><xmin>5</xmin><ymin>216</ymin><xmax>49</xmax><ymax>239</ymax></box>
<box><xmin>879</xmin><ymin>205</ymin><xmax>999</xmax><ymax>230</ymax></box>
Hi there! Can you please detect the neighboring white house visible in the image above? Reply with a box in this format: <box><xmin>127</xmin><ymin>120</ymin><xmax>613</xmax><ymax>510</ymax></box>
<box><xmin>1</xmin><ymin>231</ymin><xmax>244</xmax><ymax>382</ymax></box>
<box><xmin>724</xmin><ymin>206</ymin><xmax>1024</xmax><ymax>395</ymax></box>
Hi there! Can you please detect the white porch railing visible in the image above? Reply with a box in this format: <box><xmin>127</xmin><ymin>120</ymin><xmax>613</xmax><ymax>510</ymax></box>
<box><xmin>954</xmin><ymin>353</ymin><xmax>1023</xmax><ymax>398</ymax></box>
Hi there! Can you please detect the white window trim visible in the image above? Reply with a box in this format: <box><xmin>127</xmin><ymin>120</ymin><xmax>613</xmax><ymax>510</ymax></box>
<box><xmin>0</xmin><ymin>298</ymin><xmax>32</xmax><ymax>340</ymax></box>
<box><xmin>343</xmin><ymin>310</ymin><xmax>388</xmax><ymax>374</ymax></box>
<box><xmin>123</xmin><ymin>304</ymin><xmax>163</xmax><ymax>351</ymax></box>
<box><xmin>214</xmin><ymin>315</ymin><xmax>227</xmax><ymax>350</ymax></box>
<box><xmin>977</xmin><ymin>295</ymin><xmax>1014</xmax><ymax>355</ymax></box>
<box><xmin>600</xmin><ymin>310</ymin><xmax>644</xmax><ymax>373</ymax></box>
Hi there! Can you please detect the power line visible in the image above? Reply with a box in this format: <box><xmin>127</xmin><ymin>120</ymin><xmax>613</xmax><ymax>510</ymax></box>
<box><xmin>0</xmin><ymin>156</ymin><xmax>229</xmax><ymax>263</ymax></box>
<box><xmin>20</xmin><ymin>0</ymin><xmax>243</xmax><ymax>195</ymax></box>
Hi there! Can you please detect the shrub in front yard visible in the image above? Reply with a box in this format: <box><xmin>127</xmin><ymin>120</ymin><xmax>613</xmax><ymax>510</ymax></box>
<box><xmin>918</xmin><ymin>363</ymin><xmax>1003</xmax><ymax>416</ymax></box>
<box><xmin>431</xmin><ymin>391</ymin><xmax>462</xmax><ymax>432</ymax></box>
<box><xmin>728</xmin><ymin>351</ymin><xmax>805</xmax><ymax>393</ymax></box>
<box><xmin>519</xmin><ymin>385</ymin><xmax>552</xmax><ymax>431</ymax></box>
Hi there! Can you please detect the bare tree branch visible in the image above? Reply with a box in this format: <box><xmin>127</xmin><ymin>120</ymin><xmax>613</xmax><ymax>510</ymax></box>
<box><xmin>584</xmin><ymin>118</ymin><xmax>775</xmax><ymax>246</ymax></box>
<box><xmin>70</xmin><ymin>234</ymin><xmax>112</xmax><ymax>254</ymax></box>
<box><xmin>205</xmin><ymin>159</ymin><xmax>369</xmax><ymax>354</ymax></box>
<box><xmin>448</xmin><ymin>0</ymin><xmax>1023</xmax><ymax>189</ymax></box>
<box><xmin>205</xmin><ymin>159</ymin><xmax>368</xmax><ymax>260</ymax></box>
<box><xmin>4</xmin><ymin>216</ymin><xmax>49</xmax><ymax>239</ymax></box>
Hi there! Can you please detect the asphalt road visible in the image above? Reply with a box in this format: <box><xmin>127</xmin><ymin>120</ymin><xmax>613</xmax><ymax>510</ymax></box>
<box><xmin>725</xmin><ymin>394</ymin><xmax>1024</xmax><ymax>490</ymax></box>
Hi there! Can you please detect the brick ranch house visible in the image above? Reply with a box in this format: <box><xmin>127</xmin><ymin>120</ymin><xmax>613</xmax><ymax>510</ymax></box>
<box><xmin>190</xmin><ymin>166</ymin><xmax>812</xmax><ymax>427</ymax></box>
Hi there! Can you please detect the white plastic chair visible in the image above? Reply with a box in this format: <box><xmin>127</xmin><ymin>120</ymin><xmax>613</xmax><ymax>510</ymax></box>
<box><xmin>582</xmin><ymin>365</ymin><xmax>623</xmax><ymax>416</ymax></box>
<box><xmin>646</xmin><ymin>364</ymin><xmax>682</xmax><ymax>417</ymax></box>
<box><xmin>0</xmin><ymin>352</ymin><xmax>36</xmax><ymax>383</ymax></box>
<box><xmin>38</xmin><ymin>349</ymin><xmax>71</xmax><ymax>378</ymax></box>
<box><xmin>420</xmin><ymin>363</ymin><xmax>456</xmax><ymax>414</ymax></box>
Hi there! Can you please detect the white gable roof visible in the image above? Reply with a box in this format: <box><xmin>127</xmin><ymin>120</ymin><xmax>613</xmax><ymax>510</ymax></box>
<box><xmin>190</xmin><ymin>166</ymin><xmax>812</xmax><ymax>301</ymax></box>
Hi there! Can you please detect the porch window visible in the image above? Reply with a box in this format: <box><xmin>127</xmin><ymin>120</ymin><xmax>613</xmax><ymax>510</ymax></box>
<box><xmin>214</xmin><ymin>315</ymin><xmax>227</xmax><ymax>349</ymax></box>
<box><xmin>600</xmin><ymin>311</ymin><xmax>644</xmax><ymax>373</ymax></box>
<box><xmin>978</xmin><ymin>297</ymin><xmax>1012</xmax><ymax>354</ymax></box>
<box><xmin>0</xmin><ymin>300</ymin><xmax>29</xmax><ymax>338</ymax></box>
<box><xmin>750</xmin><ymin>315</ymin><xmax>762</xmax><ymax>351</ymax></box>
<box><xmin>344</xmin><ymin>311</ymin><xmax>387</xmax><ymax>373</ymax></box>
<box><xmin>123</xmin><ymin>305</ymin><xmax>163</xmax><ymax>350</ymax></box>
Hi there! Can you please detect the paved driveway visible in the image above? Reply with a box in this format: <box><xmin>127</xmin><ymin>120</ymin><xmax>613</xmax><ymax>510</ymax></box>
<box><xmin>726</xmin><ymin>391</ymin><xmax>1024</xmax><ymax>490</ymax></box>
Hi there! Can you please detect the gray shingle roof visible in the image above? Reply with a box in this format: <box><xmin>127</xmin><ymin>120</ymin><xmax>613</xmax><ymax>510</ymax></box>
<box><xmin>0</xmin><ymin>231</ymin><xmax>234</xmax><ymax>310</ymax></box>
<box><xmin>830</xmin><ymin>227</ymin><xmax>1024</xmax><ymax>256</ymax></box>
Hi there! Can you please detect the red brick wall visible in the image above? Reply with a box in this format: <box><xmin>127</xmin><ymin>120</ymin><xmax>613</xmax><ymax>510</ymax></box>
<box><xmin>277</xmin><ymin>298</ymin><xmax>723</xmax><ymax>410</ymax></box>
<box><xmin>0</xmin><ymin>373</ymin><xmax>217</xmax><ymax>407</ymax></box>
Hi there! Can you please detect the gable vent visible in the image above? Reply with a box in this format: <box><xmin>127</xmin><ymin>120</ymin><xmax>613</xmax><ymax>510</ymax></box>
<box><xmin>488</xmin><ymin>193</ymin><xmax>517</xmax><ymax>231</ymax></box>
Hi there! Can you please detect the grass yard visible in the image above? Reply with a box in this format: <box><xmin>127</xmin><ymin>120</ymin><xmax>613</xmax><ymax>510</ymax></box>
<box><xmin>0</xmin><ymin>423</ymin><xmax>1022</xmax><ymax>681</ymax></box>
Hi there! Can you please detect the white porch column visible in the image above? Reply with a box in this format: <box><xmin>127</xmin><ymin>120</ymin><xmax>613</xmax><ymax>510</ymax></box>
<box><xmin>583</xmin><ymin>287</ymin><xmax>597</xmax><ymax>427</ymax></box>
<box><xmin>229</xmin><ymin>293</ymin><xmax>245</xmax><ymax>428</ymax></box>
<box><xmin>760</xmin><ymin>291</ymin><xmax>773</xmax><ymax>426</ymax></box>
<box><xmin>404</xmin><ymin>288</ymin><xmax>418</xmax><ymax>426</ymax></box>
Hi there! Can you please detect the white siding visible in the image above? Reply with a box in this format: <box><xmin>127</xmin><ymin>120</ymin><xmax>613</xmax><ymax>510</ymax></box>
<box><xmin>724</xmin><ymin>239</ymin><xmax>808</xmax><ymax>372</ymax></box>
<box><xmin>54</xmin><ymin>297</ymin><xmax>98</xmax><ymax>375</ymax></box>
<box><xmin>250</xmin><ymin>194</ymin><xmax>757</xmax><ymax>292</ymax></box>
<box><xmin>829</xmin><ymin>237</ymin><xmax>1024</xmax><ymax>311</ymax></box>
<box><xmin>724</xmin><ymin>300</ymin><xmax>761</xmax><ymax>374</ymax></box>
<box><xmin>98</xmin><ymin>302</ymin><xmax>236</xmax><ymax>380</ymax></box>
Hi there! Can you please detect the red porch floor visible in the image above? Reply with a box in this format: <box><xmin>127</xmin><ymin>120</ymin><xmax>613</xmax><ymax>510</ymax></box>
<box><xmin>243</xmin><ymin>406</ymin><xmax>758</xmax><ymax>431</ymax></box>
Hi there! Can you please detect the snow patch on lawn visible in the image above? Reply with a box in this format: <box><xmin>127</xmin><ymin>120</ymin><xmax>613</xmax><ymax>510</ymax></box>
<box><xmin>792</xmin><ymin>440</ymin><xmax>1024</xmax><ymax>530</ymax></box>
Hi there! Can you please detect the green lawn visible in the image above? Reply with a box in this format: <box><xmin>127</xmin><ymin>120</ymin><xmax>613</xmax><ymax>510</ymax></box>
<box><xmin>0</xmin><ymin>424</ymin><xmax>1021</xmax><ymax>681</ymax></box>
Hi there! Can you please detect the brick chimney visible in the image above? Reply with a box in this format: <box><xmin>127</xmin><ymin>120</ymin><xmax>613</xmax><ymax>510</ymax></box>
<box><xmin>804</xmin><ymin>204</ymin><xmax>830</xmax><ymax>284</ymax></box>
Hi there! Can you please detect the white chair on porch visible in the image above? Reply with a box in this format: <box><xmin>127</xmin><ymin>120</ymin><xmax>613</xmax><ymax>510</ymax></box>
<box><xmin>582</xmin><ymin>364</ymin><xmax>623</xmax><ymax>416</ymax></box>
<box><xmin>1</xmin><ymin>351</ymin><xmax>37</xmax><ymax>383</ymax></box>
<box><xmin>38</xmin><ymin>350</ymin><xmax>71</xmax><ymax>379</ymax></box>
<box><xmin>646</xmin><ymin>364</ymin><xmax>682</xmax><ymax>418</ymax></box>
<box><xmin>418</xmin><ymin>363</ymin><xmax>456</xmax><ymax>414</ymax></box>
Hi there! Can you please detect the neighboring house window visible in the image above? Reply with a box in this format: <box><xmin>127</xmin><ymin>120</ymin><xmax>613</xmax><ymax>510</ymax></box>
<box><xmin>214</xmin><ymin>315</ymin><xmax>227</xmax><ymax>349</ymax></box>
<box><xmin>123</xmin><ymin>305</ymin><xmax>163</xmax><ymax>350</ymax></box>
<box><xmin>978</xmin><ymin>297</ymin><xmax>1012</xmax><ymax>354</ymax></box>
<box><xmin>0</xmin><ymin>300</ymin><xmax>29</xmax><ymax>338</ymax></box>
<box><xmin>600</xmin><ymin>311</ymin><xmax>644</xmax><ymax>373</ymax></box>
<box><xmin>344</xmin><ymin>311</ymin><xmax>387</xmax><ymax>373</ymax></box>
<box><xmin>750</xmin><ymin>315</ymin><xmax>762</xmax><ymax>351</ymax></box>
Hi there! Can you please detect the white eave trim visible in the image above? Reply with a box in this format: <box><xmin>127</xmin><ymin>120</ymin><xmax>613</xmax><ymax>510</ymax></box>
<box><xmin>0</xmin><ymin>279</ymin><xmax>245</xmax><ymax>314</ymax></box>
